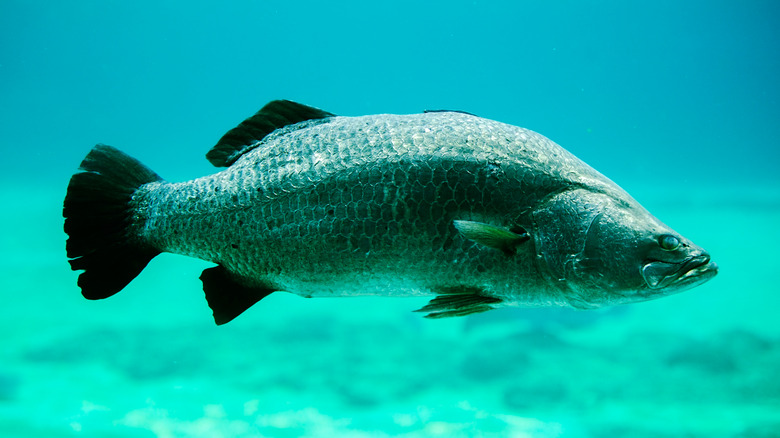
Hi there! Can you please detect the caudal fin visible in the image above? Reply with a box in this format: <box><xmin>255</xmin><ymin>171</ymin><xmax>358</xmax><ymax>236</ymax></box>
<box><xmin>63</xmin><ymin>144</ymin><xmax>162</xmax><ymax>300</ymax></box>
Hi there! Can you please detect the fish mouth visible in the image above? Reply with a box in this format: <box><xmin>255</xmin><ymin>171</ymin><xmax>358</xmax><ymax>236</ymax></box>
<box><xmin>642</xmin><ymin>254</ymin><xmax>718</xmax><ymax>291</ymax></box>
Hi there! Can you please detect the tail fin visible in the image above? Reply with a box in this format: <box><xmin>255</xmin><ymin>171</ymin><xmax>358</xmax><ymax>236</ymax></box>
<box><xmin>63</xmin><ymin>144</ymin><xmax>162</xmax><ymax>300</ymax></box>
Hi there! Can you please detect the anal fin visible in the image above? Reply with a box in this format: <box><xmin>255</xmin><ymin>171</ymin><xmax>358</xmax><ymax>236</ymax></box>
<box><xmin>415</xmin><ymin>286</ymin><xmax>502</xmax><ymax>319</ymax></box>
<box><xmin>200</xmin><ymin>266</ymin><xmax>275</xmax><ymax>325</ymax></box>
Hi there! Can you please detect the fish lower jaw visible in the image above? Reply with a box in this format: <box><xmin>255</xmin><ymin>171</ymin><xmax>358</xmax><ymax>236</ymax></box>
<box><xmin>633</xmin><ymin>260</ymin><xmax>718</xmax><ymax>302</ymax></box>
<box><xmin>677</xmin><ymin>261</ymin><xmax>718</xmax><ymax>288</ymax></box>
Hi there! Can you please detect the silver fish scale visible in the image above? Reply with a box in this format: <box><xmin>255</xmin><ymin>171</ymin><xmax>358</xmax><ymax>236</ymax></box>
<box><xmin>130</xmin><ymin>112</ymin><xmax>618</xmax><ymax>303</ymax></box>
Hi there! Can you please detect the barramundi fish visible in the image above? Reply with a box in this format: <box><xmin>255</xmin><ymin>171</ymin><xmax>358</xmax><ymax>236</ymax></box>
<box><xmin>64</xmin><ymin>100</ymin><xmax>718</xmax><ymax>325</ymax></box>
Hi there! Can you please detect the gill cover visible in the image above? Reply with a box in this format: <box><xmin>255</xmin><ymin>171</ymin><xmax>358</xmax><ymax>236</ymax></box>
<box><xmin>532</xmin><ymin>189</ymin><xmax>643</xmax><ymax>308</ymax></box>
<box><xmin>533</xmin><ymin>190</ymin><xmax>606</xmax><ymax>285</ymax></box>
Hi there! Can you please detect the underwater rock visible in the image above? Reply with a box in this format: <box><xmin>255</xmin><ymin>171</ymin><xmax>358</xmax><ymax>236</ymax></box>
<box><xmin>24</xmin><ymin>328</ymin><xmax>208</xmax><ymax>380</ymax></box>
<box><xmin>666</xmin><ymin>342</ymin><xmax>738</xmax><ymax>374</ymax></box>
<box><xmin>0</xmin><ymin>371</ymin><xmax>19</xmax><ymax>401</ymax></box>
<box><xmin>502</xmin><ymin>382</ymin><xmax>570</xmax><ymax>411</ymax></box>
<box><xmin>665</xmin><ymin>330</ymin><xmax>775</xmax><ymax>375</ymax></box>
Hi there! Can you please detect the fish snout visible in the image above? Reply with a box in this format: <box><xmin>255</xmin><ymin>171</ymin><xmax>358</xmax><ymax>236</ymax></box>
<box><xmin>680</xmin><ymin>251</ymin><xmax>718</xmax><ymax>283</ymax></box>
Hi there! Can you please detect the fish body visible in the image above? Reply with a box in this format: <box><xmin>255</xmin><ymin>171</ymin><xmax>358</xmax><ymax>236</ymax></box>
<box><xmin>64</xmin><ymin>101</ymin><xmax>717</xmax><ymax>324</ymax></box>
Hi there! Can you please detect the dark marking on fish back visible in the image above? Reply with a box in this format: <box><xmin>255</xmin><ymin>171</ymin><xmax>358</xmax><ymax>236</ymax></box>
<box><xmin>424</xmin><ymin>109</ymin><xmax>477</xmax><ymax>116</ymax></box>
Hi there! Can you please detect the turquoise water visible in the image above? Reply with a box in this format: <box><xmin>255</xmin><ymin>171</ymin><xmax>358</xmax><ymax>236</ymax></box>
<box><xmin>2</xmin><ymin>1</ymin><xmax>779</xmax><ymax>436</ymax></box>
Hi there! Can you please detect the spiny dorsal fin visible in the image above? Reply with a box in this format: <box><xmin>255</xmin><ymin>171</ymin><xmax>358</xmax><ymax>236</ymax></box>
<box><xmin>415</xmin><ymin>286</ymin><xmax>502</xmax><ymax>319</ymax></box>
<box><xmin>454</xmin><ymin>220</ymin><xmax>529</xmax><ymax>255</ymax></box>
<box><xmin>206</xmin><ymin>100</ymin><xmax>335</xmax><ymax>167</ymax></box>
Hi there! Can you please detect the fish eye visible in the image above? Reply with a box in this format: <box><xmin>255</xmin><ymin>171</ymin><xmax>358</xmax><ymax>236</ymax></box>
<box><xmin>658</xmin><ymin>234</ymin><xmax>680</xmax><ymax>251</ymax></box>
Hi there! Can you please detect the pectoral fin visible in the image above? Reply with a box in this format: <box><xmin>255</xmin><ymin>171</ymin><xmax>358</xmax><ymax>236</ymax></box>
<box><xmin>415</xmin><ymin>286</ymin><xmax>502</xmax><ymax>319</ymax></box>
<box><xmin>453</xmin><ymin>220</ymin><xmax>529</xmax><ymax>255</ymax></box>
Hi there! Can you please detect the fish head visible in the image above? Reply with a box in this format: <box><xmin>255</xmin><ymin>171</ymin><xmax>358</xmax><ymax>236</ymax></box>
<box><xmin>533</xmin><ymin>189</ymin><xmax>718</xmax><ymax>308</ymax></box>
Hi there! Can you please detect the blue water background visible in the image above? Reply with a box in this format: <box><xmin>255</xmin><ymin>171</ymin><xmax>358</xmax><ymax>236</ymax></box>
<box><xmin>1</xmin><ymin>1</ymin><xmax>779</xmax><ymax>436</ymax></box>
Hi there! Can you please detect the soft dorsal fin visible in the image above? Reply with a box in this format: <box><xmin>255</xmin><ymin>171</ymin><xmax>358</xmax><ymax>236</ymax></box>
<box><xmin>206</xmin><ymin>100</ymin><xmax>335</xmax><ymax>167</ymax></box>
